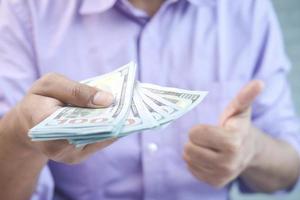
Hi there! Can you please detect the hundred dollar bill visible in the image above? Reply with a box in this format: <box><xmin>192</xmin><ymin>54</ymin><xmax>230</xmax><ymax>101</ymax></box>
<box><xmin>29</xmin><ymin>62</ymin><xmax>137</xmax><ymax>138</ymax></box>
<box><xmin>28</xmin><ymin>62</ymin><xmax>208</xmax><ymax>147</ymax></box>
<box><xmin>119</xmin><ymin>87</ymin><xmax>158</xmax><ymax>135</ymax></box>
<box><xmin>69</xmin><ymin>88</ymin><xmax>158</xmax><ymax>146</ymax></box>
<box><xmin>137</xmin><ymin>88</ymin><xmax>171</xmax><ymax>125</ymax></box>
<box><xmin>139</xmin><ymin>82</ymin><xmax>208</xmax><ymax>117</ymax></box>
<box><xmin>69</xmin><ymin>84</ymin><xmax>178</xmax><ymax>146</ymax></box>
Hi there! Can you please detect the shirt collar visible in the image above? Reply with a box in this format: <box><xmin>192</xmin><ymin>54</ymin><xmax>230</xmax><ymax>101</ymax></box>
<box><xmin>79</xmin><ymin>0</ymin><xmax>216</xmax><ymax>15</ymax></box>
<box><xmin>79</xmin><ymin>0</ymin><xmax>117</xmax><ymax>15</ymax></box>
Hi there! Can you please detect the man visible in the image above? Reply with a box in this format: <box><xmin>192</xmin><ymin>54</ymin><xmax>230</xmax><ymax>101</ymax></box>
<box><xmin>0</xmin><ymin>0</ymin><xmax>299</xmax><ymax>199</ymax></box>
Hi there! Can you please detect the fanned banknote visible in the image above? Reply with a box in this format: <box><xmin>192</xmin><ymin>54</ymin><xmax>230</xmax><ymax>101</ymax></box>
<box><xmin>29</xmin><ymin>62</ymin><xmax>136</xmax><ymax>138</ymax></box>
<box><xmin>28</xmin><ymin>62</ymin><xmax>208</xmax><ymax>147</ymax></box>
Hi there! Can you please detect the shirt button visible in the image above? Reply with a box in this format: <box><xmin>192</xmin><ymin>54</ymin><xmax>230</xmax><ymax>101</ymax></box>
<box><xmin>147</xmin><ymin>143</ymin><xmax>158</xmax><ymax>153</ymax></box>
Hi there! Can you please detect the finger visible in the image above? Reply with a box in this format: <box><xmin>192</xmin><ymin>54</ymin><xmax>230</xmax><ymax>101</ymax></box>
<box><xmin>220</xmin><ymin>80</ymin><xmax>264</xmax><ymax>125</ymax></box>
<box><xmin>31</xmin><ymin>73</ymin><xmax>114</xmax><ymax>108</ymax></box>
<box><xmin>36</xmin><ymin>139</ymin><xmax>72</xmax><ymax>160</ymax></box>
<box><xmin>186</xmin><ymin>160</ymin><xmax>231</xmax><ymax>188</ymax></box>
<box><xmin>189</xmin><ymin>125</ymin><xmax>229</xmax><ymax>152</ymax></box>
<box><xmin>187</xmin><ymin>162</ymin><xmax>213</xmax><ymax>177</ymax></box>
<box><xmin>52</xmin><ymin>139</ymin><xmax>116</xmax><ymax>164</ymax></box>
<box><xmin>184</xmin><ymin>142</ymin><xmax>219</xmax><ymax>168</ymax></box>
<box><xmin>76</xmin><ymin>138</ymin><xmax>117</xmax><ymax>159</ymax></box>
<box><xmin>186</xmin><ymin>163</ymin><xmax>222</xmax><ymax>187</ymax></box>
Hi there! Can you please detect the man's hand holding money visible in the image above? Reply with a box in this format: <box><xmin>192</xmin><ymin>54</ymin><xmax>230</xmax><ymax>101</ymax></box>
<box><xmin>2</xmin><ymin>73</ymin><xmax>115</xmax><ymax>165</ymax></box>
<box><xmin>184</xmin><ymin>81</ymin><xmax>266</xmax><ymax>187</ymax></box>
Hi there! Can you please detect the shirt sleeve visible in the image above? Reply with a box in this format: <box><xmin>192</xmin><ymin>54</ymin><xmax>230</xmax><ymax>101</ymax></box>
<box><xmin>30</xmin><ymin>165</ymin><xmax>54</xmax><ymax>200</ymax></box>
<box><xmin>0</xmin><ymin>0</ymin><xmax>37</xmax><ymax>115</ymax></box>
<box><xmin>0</xmin><ymin>1</ymin><xmax>54</xmax><ymax>199</ymax></box>
<box><xmin>237</xmin><ymin>0</ymin><xmax>300</xmax><ymax>194</ymax></box>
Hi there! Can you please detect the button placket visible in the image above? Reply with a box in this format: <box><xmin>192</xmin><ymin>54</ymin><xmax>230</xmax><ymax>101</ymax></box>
<box><xmin>147</xmin><ymin>142</ymin><xmax>159</xmax><ymax>153</ymax></box>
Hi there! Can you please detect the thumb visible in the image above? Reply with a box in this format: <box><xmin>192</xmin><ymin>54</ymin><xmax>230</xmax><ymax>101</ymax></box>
<box><xmin>32</xmin><ymin>73</ymin><xmax>114</xmax><ymax>108</ymax></box>
<box><xmin>219</xmin><ymin>80</ymin><xmax>264</xmax><ymax>126</ymax></box>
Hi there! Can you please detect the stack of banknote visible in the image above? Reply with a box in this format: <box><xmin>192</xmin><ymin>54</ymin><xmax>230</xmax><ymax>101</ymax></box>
<box><xmin>28</xmin><ymin>62</ymin><xmax>208</xmax><ymax>147</ymax></box>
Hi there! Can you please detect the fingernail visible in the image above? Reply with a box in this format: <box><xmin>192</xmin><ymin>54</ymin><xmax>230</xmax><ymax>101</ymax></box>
<box><xmin>92</xmin><ymin>91</ymin><xmax>114</xmax><ymax>107</ymax></box>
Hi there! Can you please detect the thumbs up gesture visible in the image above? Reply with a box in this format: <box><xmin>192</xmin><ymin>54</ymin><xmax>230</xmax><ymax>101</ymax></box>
<box><xmin>183</xmin><ymin>80</ymin><xmax>265</xmax><ymax>188</ymax></box>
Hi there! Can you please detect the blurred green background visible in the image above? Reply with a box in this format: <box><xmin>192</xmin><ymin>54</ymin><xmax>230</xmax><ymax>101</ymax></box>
<box><xmin>231</xmin><ymin>0</ymin><xmax>300</xmax><ymax>199</ymax></box>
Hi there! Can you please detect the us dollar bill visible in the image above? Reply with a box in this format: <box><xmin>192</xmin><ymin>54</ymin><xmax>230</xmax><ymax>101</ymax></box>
<box><xmin>139</xmin><ymin>82</ymin><xmax>208</xmax><ymax>116</ymax></box>
<box><xmin>28</xmin><ymin>62</ymin><xmax>208</xmax><ymax>147</ymax></box>
<box><xmin>29</xmin><ymin>62</ymin><xmax>136</xmax><ymax>138</ymax></box>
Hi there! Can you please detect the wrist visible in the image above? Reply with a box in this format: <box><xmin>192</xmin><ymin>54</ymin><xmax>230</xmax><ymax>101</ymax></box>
<box><xmin>245</xmin><ymin>125</ymin><xmax>267</xmax><ymax>170</ymax></box>
<box><xmin>0</xmin><ymin>108</ymin><xmax>48</xmax><ymax>200</ymax></box>
<box><xmin>0</xmin><ymin>107</ymin><xmax>48</xmax><ymax>164</ymax></box>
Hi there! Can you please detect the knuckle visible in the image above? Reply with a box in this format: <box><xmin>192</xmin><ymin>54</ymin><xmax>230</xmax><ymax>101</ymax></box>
<box><xmin>227</xmin><ymin>144</ymin><xmax>238</xmax><ymax>154</ymax></box>
<box><xmin>184</xmin><ymin>142</ymin><xmax>193</xmax><ymax>155</ymax></box>
<box><xmin>71</xmin><ymin>84</ymin><xmax>84</xmax><ymax>98</ymax></box>
<box><xmin>206</xmin><ymin>178</ymin><xmax>222</xmax><ymax>188</ymax></box>
<box><xmin>188</xmin><ymin>127</ymin><xmax>198</xmax><ymax>139</ymax></box>
<box><xmin>192</xmin><ymin>169</ymin><xmax>229</xmax><ymax>189</ymax></box>
<box><xmin>226</xmin><ymin>119</ymin><xmax>240</xmax><ymax>130</ymax></box>
<box><xmin>209</xmin><ymin>181</ymin><xmax>220</xmax><ymax>188</ymax></box>
<box><xmin>213</xmin><ymin>180</ymin><xmax>227</xmax><ymax>189</ymax></box>
<box><xmin>40</xmin><ymin>73</ymin><xmax>60</xmax><ymax>85</ymax></box>
<box><xmin>189</xmin><ymin>126</ymin><xmax>203</xmax><ymax>141</ymax></box>
<box><xmin>198</xmin><ymin>125</ymin><xmax>209</xmax><ymax>133</ymax></box>
<box><xmin>71</xmin><ymin>84</ymin><xmax>92</xmax><ymax>105</ymax></box>
<box><xmin>183</xmin><ymin>151</ymin><xmax>192</xmax><ymax>165</ymax></box>
<box><xmin>207</xmin><ymin>175</ymin><xmax>228</xmax><ymax>188</ymax></box>
<box><xmin>221</xmin><ymin>163</ymin><xmax>236</xmax><ymax>175</ymax></box>
<box><xmin>224</xmin><ymin>138</ymin><xmax>242</xmax><ymax>154</ymax></box>
<box><xmin>33</xmin><ymin>73</ymin><xmax>60</xmax><ymax>92</ymax></box>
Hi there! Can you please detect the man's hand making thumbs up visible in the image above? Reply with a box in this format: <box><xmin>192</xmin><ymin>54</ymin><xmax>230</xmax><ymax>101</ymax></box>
<box><xmin>183</xmin><ymin>81</ymin><xmax>300</xmax><ymax>191</ymax></box>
